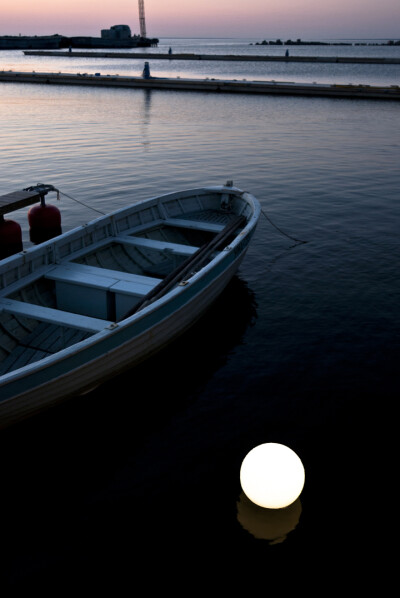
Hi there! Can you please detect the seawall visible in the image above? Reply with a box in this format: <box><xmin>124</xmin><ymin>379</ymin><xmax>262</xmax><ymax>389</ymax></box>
<box><xmin>23</xmin><ymin>50</ymin><xmax>400</xmax><ymax>65</ymax></box>
<box><xmin>1</xmin><ymin>71</ymin><xmax>399</xmax><ymax>100</ymax></box>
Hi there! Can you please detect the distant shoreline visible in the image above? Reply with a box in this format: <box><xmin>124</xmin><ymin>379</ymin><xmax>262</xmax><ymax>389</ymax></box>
<box><xmin>254</xmin><ymin>38</ymin><xmax>400</xmax><ymax>47</ymax></box>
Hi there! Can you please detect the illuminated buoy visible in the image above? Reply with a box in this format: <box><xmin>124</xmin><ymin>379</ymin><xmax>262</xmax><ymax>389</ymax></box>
<box><xmin>28</xmin><ymin>200</ymin><xmax>62</xmax><ymax>244</ymax></box>
<box><xmin>240</xmin><ymin>443</ymin><xmax>305</xmax><ymax>509</ymax></box>
<box><xmin>0</xmin><ymin>215</ymin><xmax>23</xmax><ymax>259</ymax></box>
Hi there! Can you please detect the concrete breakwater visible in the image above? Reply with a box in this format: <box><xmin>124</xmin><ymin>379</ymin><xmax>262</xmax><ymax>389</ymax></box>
<box><xmin>1</xmin><ymin>70</ymin><xmax>399</xmax><ymax>100</ymax></box>
<box><xmin>23</xmin><ymin>50</ymin><xmax>400</xmax><ymax>65</ymax></box>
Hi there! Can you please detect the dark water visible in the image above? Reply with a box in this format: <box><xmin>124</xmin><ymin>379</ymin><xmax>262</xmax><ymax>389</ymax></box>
<box><xmin>1</xmin><ymin>39</ymin><xmax>400</xmax><ymax>590</ymax></box>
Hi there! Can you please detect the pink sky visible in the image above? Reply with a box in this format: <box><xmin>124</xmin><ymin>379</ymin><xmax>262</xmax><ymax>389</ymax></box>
<box><xmin>1</xmin><ymin>0</ymin><xmax>399</xmax><ymax>39</ymax></box>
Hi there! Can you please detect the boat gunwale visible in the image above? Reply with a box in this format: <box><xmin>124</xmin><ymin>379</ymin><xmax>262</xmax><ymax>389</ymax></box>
<box><xmin>0</xmin><ymin>185</ymin><xmax>256</xmax><ymax>271</ymax></box>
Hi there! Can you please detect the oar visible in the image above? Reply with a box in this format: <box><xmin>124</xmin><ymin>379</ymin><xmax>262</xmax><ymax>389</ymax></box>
<box><xmin>119</xmin><ymin>214</ymin><xmax>246</xmax><ymax>319</ymax></box>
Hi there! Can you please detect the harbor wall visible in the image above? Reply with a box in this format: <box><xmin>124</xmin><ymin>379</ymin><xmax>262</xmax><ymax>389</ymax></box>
<box><xmin>1</xmin><ymin>70</ymin><xmax>399</xmax><ymax>100</ymax></box>
<box><xmin>23</xmin><ymin>50</ymin><xmax>400</xmax><ymax>65</ymax></box>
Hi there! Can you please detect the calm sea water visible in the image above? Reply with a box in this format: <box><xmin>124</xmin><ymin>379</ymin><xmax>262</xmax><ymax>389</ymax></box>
<box><xmin>1</xmin><ymin>38</ymin><xmax>400</xmax><ymax>590</ymax></box>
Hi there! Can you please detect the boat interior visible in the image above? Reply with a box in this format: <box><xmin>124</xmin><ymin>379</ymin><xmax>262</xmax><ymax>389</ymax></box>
<box><xmin>0</xmin><ymin>192</ymin><xmax>249</xmax><ymax>376</ymax></box>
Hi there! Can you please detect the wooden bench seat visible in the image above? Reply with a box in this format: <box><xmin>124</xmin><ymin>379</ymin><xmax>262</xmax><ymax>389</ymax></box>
<box><xmin>162</xmin><ymin>218</ymin><xmax>225</xmax><ymax>233</ymax></box>
<box><xmin>45</xmin><ymin>263</ymin><xmax>162</xmax><ymax>320</ymax></box>
<box><xmin>118</xmin><ymin>217</ymin><xmax>225</xmax><ymax>237</ymax></box>
<box><xmin>115</xmin><ymin>235</ymin><xmax>199</xmax><ymax>256</ymax></box>
<box><xmin>46</xmin><ymin>263</ymin><xmax>161</xmax><ymax>292</ymax></box>
<box><xmin>0</xmin><ymin>298</ymin><xmax>111</xmax><ymax>333</ymax></box>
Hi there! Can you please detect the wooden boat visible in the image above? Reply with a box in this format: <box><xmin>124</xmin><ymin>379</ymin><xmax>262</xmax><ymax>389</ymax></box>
<box><xmin>0</xmin><ymin>182</ymin><xmax>260</xmax><ymax>428</ymax></box>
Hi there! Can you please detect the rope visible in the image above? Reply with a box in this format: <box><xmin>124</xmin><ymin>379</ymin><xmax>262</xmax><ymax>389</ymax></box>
<box><xmin>261</xmin><ymin>208</ymin><xmax>307</xmax><ymax>244</ymax></box>
<box><xmin>58</xmin><ymin>190</ymin><xmax>106</xmax><ymax>215</ymax></box>
<box><xmin>56</xmin><ymin>188</ymin><xmax>306</xmax><ymax>244</ymax></box>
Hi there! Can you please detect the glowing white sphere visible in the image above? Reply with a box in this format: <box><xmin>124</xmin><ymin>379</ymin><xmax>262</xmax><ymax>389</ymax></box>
<box><xmin>240</xmin><ymin>443</ymin><xmax>305</xmax><ymax>509</ymax></box>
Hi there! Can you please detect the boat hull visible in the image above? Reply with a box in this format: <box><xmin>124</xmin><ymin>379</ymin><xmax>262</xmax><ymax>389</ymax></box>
<box><xmin>1</xmin><ymin>254</ymin><xmax>245</xmax><ymax>426</ymax></box>
<box><xmin>0</xmin><ymin>185</ymin><xmax>259</xmax><ymax>427</ymax></box>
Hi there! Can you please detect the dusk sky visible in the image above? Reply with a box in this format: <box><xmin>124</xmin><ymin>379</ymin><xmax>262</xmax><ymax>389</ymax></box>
<box><xmin>1</xmin><ymin>0</ymin><xmax>399</xmax><ymax>40</ymax></box>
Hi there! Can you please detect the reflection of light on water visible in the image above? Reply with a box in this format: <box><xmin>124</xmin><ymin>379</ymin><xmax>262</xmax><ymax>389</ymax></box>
<box><xmin>236</xmin><ymin>492</ymin><xmax>302</xmax><ymax>544</ymax></box>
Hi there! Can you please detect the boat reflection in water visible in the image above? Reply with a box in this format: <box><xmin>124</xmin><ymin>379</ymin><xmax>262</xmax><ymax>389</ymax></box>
<box><xmin>237</xmin><ymin>491</ymin><xmax>302</xmax><ymax>544</ymax></box>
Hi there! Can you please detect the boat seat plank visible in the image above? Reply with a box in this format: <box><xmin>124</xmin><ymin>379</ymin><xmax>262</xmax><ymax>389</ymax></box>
<box><xmin>111</xmin><ymin>219</ymin><xmax>166</xmax><ymax>237</ymax></box>
<box><xmin>46</xmin><ymin>266</ymin><xmax>117</xmax><ymax>290</ymax></box>
<box><xmin>115</xmin><ymin>235</ymin><xmax>199</xmax><ymax>256</ymax></box>
<box><xmin>162</xmin><ymin>218</ymin><xmax>225</xmax><ymax>232</ymax></box>
<box><xmin>46</xmin><ymin>263</ymin><xmax>162</xmax><ymax>288</ymax></box>
<box><xmin>114</xmin><ymin>215</ymin><xmax>225</xmax><ymax>237</ymax></box>
<box><xmin>44</xmin><ymin>263</ymin><xmax>163</xmax><ymax>321</ymax></box>
<box><xmin>0</xmin><ymin>299</ymin><xmax>111</xmax><ymax>333</ymax></box>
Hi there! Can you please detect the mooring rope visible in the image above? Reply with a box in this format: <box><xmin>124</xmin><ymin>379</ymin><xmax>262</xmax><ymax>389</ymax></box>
<box><xmin>261</xmin><ymin>208</ymin><xmax>307</xmax><ymax>245</ymax></box>
<box><xmin>58</xmin><ymin>190</ymin><xmax>106</xmax><ymax>215</ymax></box>
<box><xmin>59</xmin><ymin>189</ymin><xmax>306</xmax><ymax>244</ymax></box>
